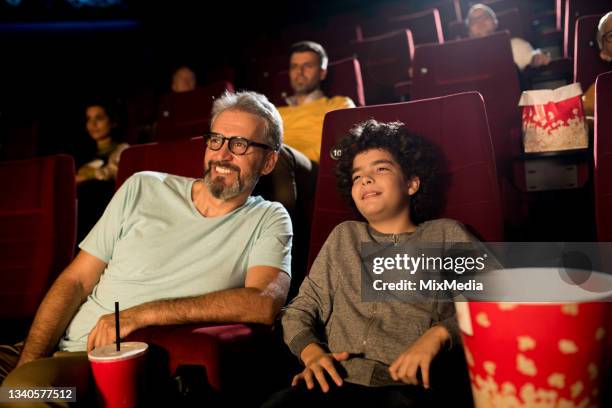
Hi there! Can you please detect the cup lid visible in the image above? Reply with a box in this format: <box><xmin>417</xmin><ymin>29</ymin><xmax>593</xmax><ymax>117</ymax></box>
<box><xmin>88</xmin><ymin>341</ymin><xmax>148</xmax><ymax>362</ymax></box>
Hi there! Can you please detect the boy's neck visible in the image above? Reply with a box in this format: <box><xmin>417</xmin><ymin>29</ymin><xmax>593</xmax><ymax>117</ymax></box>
<box><xmin>369</xmin><ymin>213</ymin><xmax>417</xmax><ymax>235</ymax></box>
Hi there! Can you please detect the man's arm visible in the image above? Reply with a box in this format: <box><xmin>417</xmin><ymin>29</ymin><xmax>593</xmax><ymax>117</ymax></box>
<box><xmin>87</xmin><ymin>265</ymin><xmax>290</xmax><ymax>351</ymax></box>
<box><xmin>17</xmin><ymin>251</ymin><xmax>106</xmax><ymax>367</ymax></box>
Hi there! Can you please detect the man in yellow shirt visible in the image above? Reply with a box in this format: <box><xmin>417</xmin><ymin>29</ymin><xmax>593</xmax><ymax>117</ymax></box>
<box><xmin>277</xmin><ymin>41</ymin><xmax>355</xmax><ymax>163</ymax></box>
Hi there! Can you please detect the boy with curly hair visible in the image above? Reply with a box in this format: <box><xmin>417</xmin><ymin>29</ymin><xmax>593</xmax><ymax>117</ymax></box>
<box><xmin>263</xmin><ymin>120</ymin><xmax>479</xmax><ymax>407</ymax></box>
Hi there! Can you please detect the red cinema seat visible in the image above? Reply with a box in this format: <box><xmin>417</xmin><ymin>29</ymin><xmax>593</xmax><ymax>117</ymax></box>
<box><xmin>269</xmin><ymin>57</ymin><xmax>366</xmax><ymax>107</ymax></box>
<box><xmin>352</xmin><ymin>29</ymin><xmax>415</xmax><ymax>104</ymax></box>
<box><xmin>309</xmin><ymin>91</ymin><xmax>503</xmax><ymax>267</ymax></box>
<box><xmin>563</xmin><ymin>0</ymin><xmax>610</xmax><ymax>58</ymax></box>
<box><xmin>244</xmin><ymin>54</ymin><xmax>287</xmax><ymax>96</ymax></box>
<box><xmin>574</xmin><ymin>14</ymin><xmax>610</xmax><ymax>92</ymax></box>
<box><xmin>116</xmin><ymin>137</ymin><xmax>204</xmax><ymax>189</ymax></box>
<box><xmin>594</xmin><ymin>71</ymin><xmax>612</xmax><ymax>242</ymax></box>
<box><xmin>155</xmin><ymin>81</ymin><xmax>234</xmax><ymax>142</ymax></box>
<box><xmin>411</xmin><ymin>32</ymin><xmax>521</xmax><ymax>219</ymax></box>
<box><xmin>279</xmin><ymin>23</ymin><xmax>362</xmax><ymax>59</ymax></box>
<box><xmin>374</xmin><ymin>0</ymin><xmax>461</xmax><ymax>31</ymax></box>
<box><xmin>360</xmin><ymin>8</ymin><xmax>444</xmax><ymax>45</ymax></box>
<box><xmin>0</xmin><ymin>155</ymin><xmax>76</xmax><ymax>319</ymax></box>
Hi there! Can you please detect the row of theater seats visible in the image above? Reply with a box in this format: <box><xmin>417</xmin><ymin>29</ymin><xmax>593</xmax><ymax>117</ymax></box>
<box><xmin>142</xmin><ymin>13</ymin><xmax>609</xmax><ymax>233</ymax></box>
<box><xmin>2</xmin><ymin>72</ymin><xmax>611</xmax><ymax>401</ymax></box>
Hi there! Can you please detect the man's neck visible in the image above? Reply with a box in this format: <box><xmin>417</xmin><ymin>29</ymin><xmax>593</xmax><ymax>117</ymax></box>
<box><xmin>287</xmin><ymin>89</ymin><xmax>325</xmax><ymax>106</ymax></box>
<box><xmin>191</xmin><ymin>179</ymin><xmax>248</xmax><ymax>218</ymax></box>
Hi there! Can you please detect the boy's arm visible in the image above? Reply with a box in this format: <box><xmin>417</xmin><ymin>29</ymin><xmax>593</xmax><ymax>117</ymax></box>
<box><xmin>281</xmin><ymin>255</ymin><xmax>333</xmax><ymax>361</ymax></box>
<box><xmin>281</xmin><ymin>230</ymin><xmax>339</xmax><ymax>360</ymax></box>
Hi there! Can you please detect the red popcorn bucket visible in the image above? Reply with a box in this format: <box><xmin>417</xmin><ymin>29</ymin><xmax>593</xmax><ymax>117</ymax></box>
<box><xmin>518</xmin><ymin>83</ymin><xmax>588</xmax><ymax>153</ymax></box>
<box><xmin>88</xmin><ymin>342</ymin><xmax>148</xmax><ymax>408</ymax></box>
<box><xmin>455</xmin><ymin>268</ymin><xmax>612</xmax><ymax>407</ymax></box>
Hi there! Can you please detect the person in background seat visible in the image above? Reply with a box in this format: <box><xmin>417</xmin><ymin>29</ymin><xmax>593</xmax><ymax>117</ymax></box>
<box><xmin>276</xmin><ymin>41</ymin><xmax>355</xmax><ymax>163</ymax></box>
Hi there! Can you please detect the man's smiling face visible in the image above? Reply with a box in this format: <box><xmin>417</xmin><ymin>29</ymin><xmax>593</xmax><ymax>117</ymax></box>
<box><xmin>203</xmin><ymin>109</ymin><xmax>270</xmax><ymax>201</ymax></box>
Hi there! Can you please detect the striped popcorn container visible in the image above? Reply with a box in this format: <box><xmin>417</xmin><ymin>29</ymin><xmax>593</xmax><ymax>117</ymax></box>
<box><xmin>518</xmin><ymin>83</ymin><xmax>588</xmax><ymax>153</ymax></box>
<box><xmin>455</xmin><ymin>268</ymin><xmax>612</xmax><ymax>408</ymax></box>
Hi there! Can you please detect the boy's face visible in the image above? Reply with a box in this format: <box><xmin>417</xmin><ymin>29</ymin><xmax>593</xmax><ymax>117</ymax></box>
<box><xmin>350</xmin><ymin>149</ymin><xmax>419</xmax><ymax>222</ymax></box>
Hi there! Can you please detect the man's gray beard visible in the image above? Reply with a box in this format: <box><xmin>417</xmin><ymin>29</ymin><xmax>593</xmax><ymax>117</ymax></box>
<box><xmin>203</xmin><ymin>168</ymin><xmax>260</xmax><ymax>201</ymax></box>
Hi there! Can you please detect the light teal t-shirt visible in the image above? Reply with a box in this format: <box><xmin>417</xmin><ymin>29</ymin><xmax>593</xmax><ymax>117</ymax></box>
<box><xmin>59</xmin><ymin>171</ymin><xmax>292</xmax><ymax>351</ymax></box>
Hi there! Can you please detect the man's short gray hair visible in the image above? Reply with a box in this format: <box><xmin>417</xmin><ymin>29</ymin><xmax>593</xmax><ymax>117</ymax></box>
<box><xmin>466</xmin><ymin>3</ymin><xmax>499</xmax><ymax>27</ymax></box>
<box><xmin>597</xmin><ymin>12</ymin><xmax>612</xmax><ymax>50</ymax></box>
<box><xmin>211</xmin><ymin>91</ymin><xmax>283</xmax><ymax>151</ymax></box>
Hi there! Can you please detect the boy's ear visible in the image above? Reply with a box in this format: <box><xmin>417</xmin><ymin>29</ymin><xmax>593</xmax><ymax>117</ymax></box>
<box><xmin>406</xmin><ymin>176</ymin><xmax>420</xmax><ymax>196</ymax></box>
<box><xmin>600</xmin><ymin>50</ymin><xmax>612</xmax><ymax>62</ymax></box>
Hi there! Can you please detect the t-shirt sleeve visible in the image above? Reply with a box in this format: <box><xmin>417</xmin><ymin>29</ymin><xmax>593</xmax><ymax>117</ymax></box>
<box><xmin>78</xmin><ymin>175</ymin><xmax>139</xmax><ymax>263</ymax></box>
<box><xmin>331</xmin><ymin>96</ymin><xmax>355</xmax><ymax>109</ymax></box>
<box><xmin>247</xmin><ymin>203</ymin><xmax>293</xmax><ymax>276</ymax></box>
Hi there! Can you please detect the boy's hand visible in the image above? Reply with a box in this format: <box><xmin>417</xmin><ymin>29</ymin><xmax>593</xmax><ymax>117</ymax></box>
<box><xmin>293</xmin><ymin>343</ymin><xmax>349</xmax><ymax>392</ymax></box>
<box><xmin>389</xmin><ymin>325</ymin><xmax>449</xmax><ymax>389</ymax></box>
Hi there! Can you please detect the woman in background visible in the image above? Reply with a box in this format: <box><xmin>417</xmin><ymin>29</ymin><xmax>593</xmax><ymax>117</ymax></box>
<box><xmin>76</xmin><ymin>102</ymin><xmax>129</xmax><ymax>241</ymax></box>
<box><xmin>76</xmin><ymin>103</ymin><xmax>129</xmax><ymax>184</ymax></box>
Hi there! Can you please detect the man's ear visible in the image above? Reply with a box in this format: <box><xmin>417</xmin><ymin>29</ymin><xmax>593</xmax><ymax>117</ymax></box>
<box><xmin>320</xmin><ymin>68</ymin><xmax>328</xmax><ymax>81</ymax></box>
<box><xmin>600</xmin><ymin>50</ymin><xmax>612</xmax><ymax>62</ymax></box>
<box><xmin>261</xmin><ymin>151</ymin><xmax>279</xmax><ymax>176</ymax></box>
<box><xmin>406</xmin><ymin>176</ymin><xmax>420</xmax><ymax>196</ymax></box>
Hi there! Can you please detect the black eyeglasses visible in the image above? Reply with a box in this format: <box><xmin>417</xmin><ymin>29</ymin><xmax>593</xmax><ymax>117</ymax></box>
<box><xmin>204</xmin><ymin>132</ymin><xmax>276</xmax><ymax>155</ymax></box>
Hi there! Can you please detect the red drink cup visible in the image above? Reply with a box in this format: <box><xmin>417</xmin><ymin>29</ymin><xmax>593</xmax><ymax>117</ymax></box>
<box><xmin>455</xmin><ymin>268</ymin><xmax>612</xmax><ymax>407</ymax></box>
<box><xmin>88</xmin><ymin>342</ymin><xmax>148</xmax><ymax>408</ymax></box>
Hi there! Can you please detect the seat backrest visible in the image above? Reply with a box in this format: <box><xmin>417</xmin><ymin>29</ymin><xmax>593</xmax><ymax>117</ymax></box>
<box><xmin>116</xmin><ymin>137</ymin><xmax>204</xmax><ymax>189</ymax></box>
<box><xmin>309</xmin><ymin>91</ymin><xmax>503</xmax><ymax>267</ymax></box>
<box><xmin>361</xmin><ymin>8</ymin><xmax>444</xmax><ymax>45</ymax></box>
<box><xmin>564</xmin><ymin>0</ymin><xmax>610</xmax><ymax>58</ymax></box>
<box><xmin>574</xmin><ymin>14</ymin><xmax>609</xmax><ymax>90</ymax></box>
<box><xmin>352</xmin><ymin>30</ymin><xmax>415</xmax><ymax>104</ymax></box>
<box><xmin>411</xmin><ymin>31</ymin><xmax>521</xmax><ymax>177</ymax></box>
<box><xmin>0</xmin><ymin>155</ymin><xmax>76</xmax><ymax>318</ymax></box>
<box><xmin>280</xmin><ymin>23</ymin><xmax>362</xmax><ymax>55</ymax></box>
<box><xmin>374</xmin><ymin>0</ymin><xmax>461</xmax><ymax>30</ymax></box>
<box><xmin>269</xmin><ymin>57</ymin><xmax>366</xmax><ymax>107</ymax></box>
<box><xmin>155</xmin><ymin>81</ymin><xmax>234</xmax><ymax>142</ymax></box>
<box><xmin>594</xmin><ymin>71</ymin><xmax>612</xmax><ymax>241</ymax></box>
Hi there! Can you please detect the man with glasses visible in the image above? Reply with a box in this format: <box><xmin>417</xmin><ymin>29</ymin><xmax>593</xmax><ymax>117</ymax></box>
<box><xmin>0</xmin><ymin>91</ymin><xmax>292</xmax><ymax>405</ymax></box>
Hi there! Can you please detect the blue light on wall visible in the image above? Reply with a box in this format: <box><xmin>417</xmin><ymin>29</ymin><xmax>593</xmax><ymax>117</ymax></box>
<box><xmin>65</xmin><ymin>0</ymin><xmax>123</xmax><ymax>7</ymax></box>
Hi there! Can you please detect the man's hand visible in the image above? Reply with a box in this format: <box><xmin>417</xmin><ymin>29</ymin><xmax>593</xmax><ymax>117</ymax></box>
<box><xmin>87</xmin><ymin>306</ymin><xmax>148</xmax><ymax>352</ymax></box>
<box><xmin>388</xmin><ymin>325</ymin><xmax>449</xmax><ymax>389</ymax></box>
<box><xmin>292</xmin><ymin>343</ymin><xmax>349</xmax><ymax>392</ymax></box>
<box><xmin>531</xmin><ymin>51</ymin><xmax>551</xmax><ymax>67</ymax></box>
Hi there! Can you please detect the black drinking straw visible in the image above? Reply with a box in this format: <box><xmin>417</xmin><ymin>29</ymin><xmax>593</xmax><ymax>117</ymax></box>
<box><xmin>115</xmin><ymin>301</ymin><xmax>120</xmax><ymax>351</ymax></box>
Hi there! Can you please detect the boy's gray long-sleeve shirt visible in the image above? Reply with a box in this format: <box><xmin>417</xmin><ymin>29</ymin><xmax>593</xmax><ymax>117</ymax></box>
<box><xmin>282</xmin><ymin>218</ymin><xmax>480</xmax><ymax>386</ymax></box>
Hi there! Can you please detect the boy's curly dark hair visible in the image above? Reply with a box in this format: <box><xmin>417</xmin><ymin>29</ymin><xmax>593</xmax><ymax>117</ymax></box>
<box><xmin>335</xmin><ymin>119</ymin><xmax>443</xmax><ymax>224</ymax></box>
